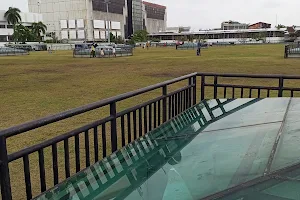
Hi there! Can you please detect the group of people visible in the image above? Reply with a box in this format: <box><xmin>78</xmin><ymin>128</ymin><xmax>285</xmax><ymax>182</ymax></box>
<box><xmin>90</xmin><ymin>43</ymin><xmax>116</xmax><ymax>58</ymax></box>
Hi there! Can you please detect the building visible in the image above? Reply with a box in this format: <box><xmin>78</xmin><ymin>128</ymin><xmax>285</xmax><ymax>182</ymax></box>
<box><xmin>148</xmin><ymin>28</ymin><xmax>286</xmax><ymax>44</ymax></box>
<box><xmin>166</xmin><ymin>26</ymin><xmax>191</xmax><ymax>33</ymax></box>
<box><xmin>248</xmin><ymin>22</ymin><xmax>271</xmax><ymax>29</ymax></box>
<box><xmin>28</xmin><ymin>0</ymin><xmax>167</xmax><ymax>41</ymax></box>
<box><xmin>0</xmin><ymin>10</ymin><xmax>42</xmax><ymax>43</ymax></box>
<box><xmin>221</xmin><ymin>21</ymin><xmax>248</xmax><ymax>30</ymax></box>
<box><xmin>142</xmin><ymin>1</ymin><xmax>167</xmax><ymax>34</ymax></box>
<box><xmin>28</xmin><ymin>0</ymin><xmax>126</xmax><ymax>41</ymax></box>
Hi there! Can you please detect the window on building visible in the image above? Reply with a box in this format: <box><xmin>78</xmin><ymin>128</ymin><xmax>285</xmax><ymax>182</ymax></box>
<box><xmin>92</xmin><ymin>0</ymin><xmax>125</xmax><ymax>14</ymax></box>
<box><xmin>0</xmin><ymin>25</ymin><xmax>5</xmax><ymax>28</ymax></box>
<box><xmin>145</xmin><ymin>5</ymin><xmax>166</xmax><ymax>20</ymax></box>
<box><xmin>0</xmin><ymin>35</ymin><xmax>7</xmax><ymax>42</ymax></box>
<box><xmin>7</xmin><ymin>25</ymin><xmax>13</xmax><ymax>29</ymax></box>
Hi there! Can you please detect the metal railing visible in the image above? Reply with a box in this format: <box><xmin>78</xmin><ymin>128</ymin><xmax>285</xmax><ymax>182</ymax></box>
<box><xmin>1</xmin><ymin>72</ymin><xmax>300</xmax><ymax>200</ymax></box>
<box><xmin>284</xmin><ymin>43</ymin><xmax>300</xmax><ymax>58</ymax></box>
<box><xmin>0</xmin><ymin>48</ymin><xmax>29</xmax><ymax>56</ymax></box>
<box><xmin>73</xmin><ymin>46</ymin><xmax>133</xmax><ymax>58</ymax></box>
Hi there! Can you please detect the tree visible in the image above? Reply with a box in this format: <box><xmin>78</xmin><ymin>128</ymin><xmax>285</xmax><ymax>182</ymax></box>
<box><xmin>276</xmin><ymin>24</ymin><xmax>286</xmax><ymax>29</ymax></box>
<box><xmin>13</xmin><ymin>24</ymin><xmax>35</xmax><ymax>43</ymax></box>
<box><xmin>110</xmin><ymin>33</ymin><xmax>116</xmax><ymax>43</ymax></box>
<box><xmin>115</xmin><ymin>36</ymin><xmax>124</xmax><ymax>44</ymax></box>
<box><xmin>132</xmin><ymin>30</ymin><xmax>148</xmax><ymax>43</ymax></box>
<box><xmin>4</xmin><ymin>7</ymin><xmax>21</xmax><ymax>27</ymax></box>
<box><xmin>32</xmin><ymin>21</ymin><xmax>47</xmax><ymax>42</ymax></box>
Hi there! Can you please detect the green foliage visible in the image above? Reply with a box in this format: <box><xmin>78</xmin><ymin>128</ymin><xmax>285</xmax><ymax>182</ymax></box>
<box><xmin>132</xmin><ymin>30</ymin><xmax>149</xmax><ymax>43</ymax></box>
<box><xmin>110</xmin><ymin>32</ymin><xmax>116</xmax><ymax>43</ymax></box>
<box><xmin>151</xmin><ymin>38</ymin><xmax>161</xmax><ymax>42</ymax></box>
<box><xmin>276</xmin><ymin>24</ymin><xmax>286</xmax><ymax>29</ymax></box>
<box><xmin>32</xmin><ymin>22</ymin><xmax>47</xmax><ymax>42</ymax></box>
<box><xmin>4</xmin><ymin>7</ymin><xmax>21</xmax><ymax>26</ymax></box>
<box><xmin>115</xmin><ymin>36</ymin><xmax>124</xmax><ymax>44</ymax></box>
<box><xmin>5</xmin><ymin>7</ymin><xmax>47</xmax><ymax>43</ymax></box>
<box><xmin>13</xmin><ymin>24</ymin><xmax>35</xmax><ymax>43</ymax></box>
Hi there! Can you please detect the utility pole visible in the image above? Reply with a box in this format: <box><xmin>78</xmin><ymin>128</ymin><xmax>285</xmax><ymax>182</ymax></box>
<box><xmin>104</xmin><ymin>0</ymin><xmax>111</xmax><ymax>43</ymax></box>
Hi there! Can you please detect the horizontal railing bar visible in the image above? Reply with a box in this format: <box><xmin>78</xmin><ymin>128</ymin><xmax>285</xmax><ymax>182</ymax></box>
<box><xmin>205</xmin><ymin>84</ymin><xmax>280</xmax><ymax>90</ymax></box>
<box><xmin>205</xmin><ymin>84</ymin><xmax>300</xmax><ymax>92</ymax></box>
<box><xmin>282</xmin><ymin>88</ymin><xmax>300</xmax><ymax>91</ymax></box>
<box><xmin>0</xmin><ymin>73</ymin><xmax>197</xmax><ymax>138</ymax></box>
<box><xmin>116</xmin><ymin>85</ymin><xmax>194</xmax><ymax>118</ymax></box>
<box><xmin>8</xmin><ymin>116</ymin><xmax>113</xmax><ymax>162</ymax></box>
<box><xmin>197</xmin><ymin>73</ymin><xmax>300</xmax><ymax>79</ymax></box>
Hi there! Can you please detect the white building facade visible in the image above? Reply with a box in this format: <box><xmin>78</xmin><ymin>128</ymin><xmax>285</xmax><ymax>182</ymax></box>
<box><xmin>28</xmin><ymin>0</ymin><xmax>167</xmax><ymax>41</ymax></box>
<box><xmin>28</xmin><ymin>0</ymin><xmax>126</xmax><ymax>41</ymax></box>
<box><xmin>142</xmin><ymin>1</ymin><xmax>167</xmax><ymax>34</ymax></box>
<box><xmin>0</xmin><ymin>10</ymin><xmax>42</xmax><ymax>42</ymax></box>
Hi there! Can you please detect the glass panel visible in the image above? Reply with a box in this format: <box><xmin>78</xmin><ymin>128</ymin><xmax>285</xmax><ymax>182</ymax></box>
<box><xmin>34</xmin><ymin>98</ymin><xmax>300</xmax><ymax>200</ymax></box>
<box><xmin>271</xmin><ymin>98</ymin><xmax>300</xmax><ymax>171</ymax></box>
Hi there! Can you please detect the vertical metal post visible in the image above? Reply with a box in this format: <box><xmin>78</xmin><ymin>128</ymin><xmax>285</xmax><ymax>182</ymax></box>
<box><xmin>214</xmin><ymin>76</ymin><xmax>218</xmax><ymax>99</ymax></box>
<box><xmin>201</xmin><ymin>75</ymin><xmax>205</xmax><ymax>101</ymax></box>
<box><xmin>162</xmin><ymin>86</ymin><xmax>167</xmax><ymax>123</ymax></box>
<box><xmin>0</xmin><ymin>136</ymin><xmax>12</xmax><ymax>200</ymax></box>
<box><xmin>278</xmin><ymin>77</ymin><xmax>284</xmax><ymax>97</ymax></box>
<box><xmin>105</xmin><ymin>0</ymin><xmax>111</xmax><ymax>43</ymax></box>
<box><xmin>193</xmin><ymin>75</ymin><xmax>197</xmax><ymax>105</ymax></box>
<box><xmin>110</xmin><ymin>102</ymin><xmax>117</xmax><ymax>153</ymax></box>
<box><xmin>188</xmin><ymin>78</ymin><xmax>193</xmax><ymax>107</ymax></box>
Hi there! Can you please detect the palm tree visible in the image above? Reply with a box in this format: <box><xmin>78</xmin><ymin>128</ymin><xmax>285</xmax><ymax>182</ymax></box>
<box><xmin>4</xmin><ymin>7</ymin><xmax>21</xmax><ymax>26</ymax></box>
<box><xmin>32</xmin><ymin>22</ymin><xmax>47</xmax><ymax>42</ymax></box>
<box><xmin>5</xmin><ymin>7</ymin><xmax>21</xmax><ymax>43</ymax></box>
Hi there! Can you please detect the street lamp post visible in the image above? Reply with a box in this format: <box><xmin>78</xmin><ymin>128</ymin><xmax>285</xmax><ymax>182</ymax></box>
<box><xmin>104</xmin><ymin>0</ymin><xmax>111</xmax><ymax>43</ymax></box>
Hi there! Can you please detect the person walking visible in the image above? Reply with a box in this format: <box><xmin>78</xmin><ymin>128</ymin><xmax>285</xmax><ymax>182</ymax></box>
<box><xmin>112</xmin><ymin>46</ymin><xmax>116</xmax><ymax>57</ymax></box>
<box><xmin>91</xmin><ymin>44</ymin><xmax>96</xmax><ymax>58</ymax></box>
<box><xmin>197</xmin><ymin>41</ymin><xmax>201</xmax><ymax>56</ymax></box>
<box><xmin>100</xmin><ymin>48</ymin><xmax>105</xmax><ymax>58</ymax></box>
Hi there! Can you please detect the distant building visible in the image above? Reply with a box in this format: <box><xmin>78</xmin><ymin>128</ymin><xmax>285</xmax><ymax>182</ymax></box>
<box><xmin>0</xmin><ymin>10</ymin><xmax>42</xmax><ymax>42</ymax></box>
<box><xmin>166</xmin><ymin>26</ymin><xmax>191</xmax><ymax>33</ymax></box>
<box><xmin>221</xmin><ymin>21</ymin><xmax>248</xmax><ymax>30</ymax></box>
<box><xmin>142</xmin><ymin>1</ymin><xmax>167</xmax><ymax>34</ymax></box>
<box><xmin>248</xmin><ymin>22</ymin><xmax>271</xmax><ymax>29</ymax></box>
<box><xmin>28</xmin><ymin>0</ymin><xmax>167</xmax><ymax>41</ymax></box>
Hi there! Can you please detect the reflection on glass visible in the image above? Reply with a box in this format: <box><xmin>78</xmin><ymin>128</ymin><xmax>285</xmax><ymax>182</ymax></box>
<box><xmin>35</xmin><ymin>98</ymin><xmax>300</xmax><ymax>200</ymax></box>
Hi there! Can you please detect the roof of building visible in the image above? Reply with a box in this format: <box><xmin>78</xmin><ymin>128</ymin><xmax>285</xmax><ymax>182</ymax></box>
<box><xmin>149</xmin><ymin>28</ymin><xmax>285</xmax><ymax>36</ymax></box>
<box><xmin>143</xmin><ymin>1</ymin><xmax>166</xmax><ymax>9</ymax></box>
<box><xmin>249</xmin><ymin>22</ymin><xmax>271</xmax><ymax>26</ymax></box>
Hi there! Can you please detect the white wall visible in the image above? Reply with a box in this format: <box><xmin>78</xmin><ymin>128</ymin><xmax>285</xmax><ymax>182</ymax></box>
<box><xmin>28</xmin><ymin>0</ymin><xmax>126</xmax><ymax>41</ymax></box>
<box><xmin>28</xmin><ymin>0</ymin><xmax>91</xmax><ymax>40</ymax></box>
<box><xmin>92</xmin><ymin>11</ymin><xmax>125</xmax><ymax>39</ymax></box>
<box><xmin>145</xmin><ymin>18</ymin><xmax>166</xmax><ymax>34</ymax></box>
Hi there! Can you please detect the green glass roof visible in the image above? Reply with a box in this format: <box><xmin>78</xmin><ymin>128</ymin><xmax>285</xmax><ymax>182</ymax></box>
<box><xmin>35</xmin><ymin>98</ymin><xmax>300</xmax><ymax>200</ymax></box>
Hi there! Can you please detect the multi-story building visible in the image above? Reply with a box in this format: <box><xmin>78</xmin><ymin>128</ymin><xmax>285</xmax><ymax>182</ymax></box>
<box><xmin>28</xmin><ymin>0</ymin><xmax>167</xmax><ymax>41</ymax></box>
<box><xmin>142</xmin><ymin>1</ymin><xmax>167</xmax><ymax>33</ymax></box>
<box><xmin>166</xmin><ymin>26</ymin><xmax>191</xmax><ymax>33</ymax></box>
<box><xmin>248</xmin><ymin>22</ymin><xmax>271</xmax><ymax>29</ymax></box>
<box><xmin>221</xmin><ymin>21</ymin><xmax>248</xmax><ymax>30</ymax></box>
<box><xmin>28</xmin><ymin>0</ymin><xmax>126</xmax><ymax>41</ymax></box>
<box><xmin>0</xmin><ymin>10</ymin><xmax>42</xmax><ymax>43</ymax></box>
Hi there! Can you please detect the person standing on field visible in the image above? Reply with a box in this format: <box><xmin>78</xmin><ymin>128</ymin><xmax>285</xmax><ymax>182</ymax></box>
<box><xmin>100</xmin><ymin>48</ymin><xmax>105</xmax><ymax>58</ymax></box>
<box><xmin>91</xmin><ymin>44</ymin><xmax>96</xmax><ymax>58</ymax></box>
<box><xmin>112</xmin><ymin>46</ymin><xmax>116</xmax><ymax>57</ymax></box>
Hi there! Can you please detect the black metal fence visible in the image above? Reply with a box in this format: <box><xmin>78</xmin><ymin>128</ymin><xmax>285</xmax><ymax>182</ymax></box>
<box><xmin>1</xmin><ymin>73</ymin><xmax>300</xmax><ymax>200</ymax></box>
<box><xmin>284</xmin><ymin>43</ymin><xmax>300</xmax><ymax>58</ymax></box>
<box><xmin>73</xmin><ymin>46</ymin><xmax>133</xmax><ymax>58</ymax></box>
<box><xmin>0</xmin><ymin>48</ymin><xmax>29</xmax><ymax>56</ymax></box>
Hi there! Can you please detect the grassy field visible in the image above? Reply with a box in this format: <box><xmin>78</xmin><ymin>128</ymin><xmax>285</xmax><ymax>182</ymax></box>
<box><xmin>1</xmin><ymin>44</ymin><xmax>300</xmax><ymax>199</ymax></box>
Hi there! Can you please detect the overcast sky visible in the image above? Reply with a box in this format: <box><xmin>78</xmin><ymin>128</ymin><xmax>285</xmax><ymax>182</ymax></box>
<box><xmin>1</xmin><ymin>0</ymin><xmax>300</xmax><ymax>30</ymax></box>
